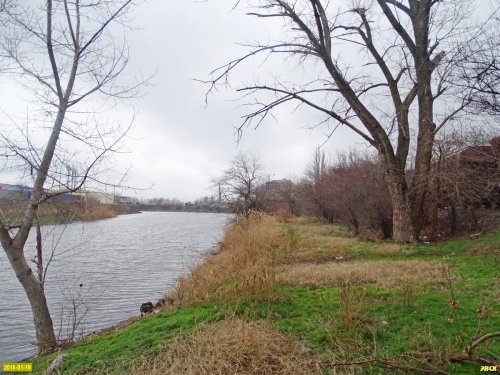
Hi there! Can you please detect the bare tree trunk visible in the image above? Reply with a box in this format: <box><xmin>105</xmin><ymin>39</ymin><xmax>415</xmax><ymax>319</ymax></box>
<box><xmin>409</xmin><ymin>0</ymin><xmax>436</xmax><ymax>240</ymax></box>
<box><xmin>0</xmin><ymin>0</ymin><xmax>139</xmax><ymax>354</ymax></box>
<box><xmin>4</xmin><ymin>245</ymin><xmax>57</xmax><ymax>354</ymax></box>
<box><xmin>390</xmin><ymin>198</ymin><xmax>413</xmax><ymax>242</ymax></box>
<box><xmin>411</xmin><ymin>101</ymin><xmax>435</xmax><ymax>240</ymax></box>
<box><xmin>386</xmin><ymin>169</ymin><xmax>413</xmax><ymax>243</ymax></box>
<box><xmin>36</xmin><ymin>215</ymin><xmax>43</xmax><ymax>285</ymax></box>
<box><xmin>449</xmin><ymin>204</ymin><xmax>457</xmax><ymax>234</ymax></box>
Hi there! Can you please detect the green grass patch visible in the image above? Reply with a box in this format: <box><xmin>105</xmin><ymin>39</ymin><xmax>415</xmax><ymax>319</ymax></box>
<box><xmin>33</xmin><ymin>304</ymin><xmax>224</xmax><ymax>374</ymax></box>
<box><xmin>233</xmin><ymin>265</ymin><xmax>498</xmax><ymax>373</ymax></box>
<box><xmin>405</xmin><ymin>231</ymin><xmax>500</xmax><ymax>256</ymax></box>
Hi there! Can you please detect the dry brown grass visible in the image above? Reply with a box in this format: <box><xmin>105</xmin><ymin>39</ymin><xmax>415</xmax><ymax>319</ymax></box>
<box><xmin>339</xmin><ymin>283</ymin><xmax>367</xmax><ymax>331</ymax></box>
<box><xmin>274</xmin><ymin>208</ymin><xmax>296</xmax><ymax>223</ymax></box>
<box><xmin>79</xmin><ymin>201</ymin><xmax>123</xmax><ymax>220</ymax></box>
<box><xmin>295</xmin><ymin>219</ymin><xmax>351</xmax><ymax>238</ymax></box>
<box><xmin>277</xmin><ymin>260</ymin><xmax>442</xmax><ymax>289</ymax></box>
<box><xmin>168</xmin><ymin>212</ymin><xmax>288</xmax><ymax>306</ymax></box>
<box><xmin>365</xmin><ymin>243</ymin><xmax>402</xmax><ymax>255</ymax></box>
<box><xmin>131</xmin><ymin>318</ymin><xmax>321</xmax><ymax>375</ymax></box>
<box><xmin>167</xmin><ymin>214</ymin><xmax>419</xmax><ymax>307</ymax></box>
<box><xmin>290</xmin><ymin>235</ymin><xmax>358</xmax><ymax>263</ymax></box>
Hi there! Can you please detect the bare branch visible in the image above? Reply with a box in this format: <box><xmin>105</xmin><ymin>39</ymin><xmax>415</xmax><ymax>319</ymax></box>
<box><xmin>238</xmin><ymin>85</ymin><xmax>376</xmax><ymax>145</ymax></box>
<box><xmin>376</xmin><ymin>0</ymin><xmax>417</xmax><ymax>57</ymax></box>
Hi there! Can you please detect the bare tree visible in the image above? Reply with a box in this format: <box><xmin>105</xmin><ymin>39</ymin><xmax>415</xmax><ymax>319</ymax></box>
<box><xmin>206</xmin><ymin>0</ymin><xmax>498</xmax><ymax>242</ymax></box>
<box><xmin>299</xmin><ymin>149</ymin><xmax>392</xmax><ymax>237</ymax></box>
<box><xmin>212</xmin><ymin>152</ymin><xmax>267</xmax><ymax>213</ymax></box>
<box><xmin>301</xmin><ymin>149</ymin><xmax>334</xmax><ymax>221</ymax></box>
<box><xmin>330</xmin><ymin>151</ymin><xmax>393</xmax><ymax>238</ymax></box>
<box><xmin>457</xmin><ymin>10</ymin><xmax>500</xmax><ymax>116</ymax></box>
<box><xmin>0</xmin><ymin>1</ymin><xmax>143</xmax><ymax>354</ymax></box>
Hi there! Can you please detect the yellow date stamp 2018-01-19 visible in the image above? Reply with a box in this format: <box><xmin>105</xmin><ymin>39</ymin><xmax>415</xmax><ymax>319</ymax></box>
<box><xmin>2</xmin><ymin>362</ymin><xmax>33</xmax><ymax>373</ymax></box>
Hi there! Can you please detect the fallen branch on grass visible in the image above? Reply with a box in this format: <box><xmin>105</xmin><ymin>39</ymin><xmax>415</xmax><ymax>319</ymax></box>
<box><xmin>449</xmin><ymin>332</ymin><xmax>500</xmax><ymax>366</ymax></box>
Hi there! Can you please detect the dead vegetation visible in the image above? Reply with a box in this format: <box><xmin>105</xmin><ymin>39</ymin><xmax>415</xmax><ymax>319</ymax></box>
<box><xmin>277</xmin><ymin>260</ymin><xmax>443</xmax><ymax>289</ymax></box>
<box><xmin>167</xmin><ymin>213</ymin><xmax>439</xmax><ymax>303</ymax></box>
<box><xmin>288</xmin><ymin>222</ymin><xmax>402</xmax><ymax>263</ymax></box>
<box><xmin>167</xmin><ymin>212</ymin><xmax>288</xmax><ymax>306</ymax></box>
<box><xmin>130</xmin><ymin>318</ymin><xmax>321</xmax><ymax>375</ymax></box>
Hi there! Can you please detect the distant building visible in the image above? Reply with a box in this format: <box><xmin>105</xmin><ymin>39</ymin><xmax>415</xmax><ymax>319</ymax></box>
<box><xmin>262</xmin><ymin>179</ymin><xmax>295</xmax><ymax>213</ymax></box>
<box><xmin>0</xmin><ymin>184</ymin><xmax>125</xmax><ymax>205</ymax></box>
<box><xmin>53</xmin><ymin>192</ymin><xmax>84</xmax><ymax>202</ymax></box>
<box><xmin>0</xmin><ymin>183</ymin><xmax>32</xmax><ymax>200</ymax></box>
<box><xmin>453</xmin><ymin>136</ymin><xmax>500</xmax><ymax>208</ymax></box>
<box><xmin>459</xmin><ymin>137</ymin><xmax>500</xmax><ymax>173</ymax></box>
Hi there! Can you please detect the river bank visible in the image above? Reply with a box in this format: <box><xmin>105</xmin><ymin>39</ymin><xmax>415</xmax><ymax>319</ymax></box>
<box><xmin>30</xmin><ymin>213</ymin><xmax>499</xmax><ymax>374</ymax></box>
<box><xmin>0</xmin><ymin>212</ymin><xmax>229</xmax><ymax>364</ymax></box>
<box><xmin>0</xmin><ymin>199</ymin><xmax>139</xmax><ymax>226</ymax></box>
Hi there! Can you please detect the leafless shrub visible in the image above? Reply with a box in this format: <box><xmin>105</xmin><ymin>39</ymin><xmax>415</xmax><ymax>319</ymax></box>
<box><xmin>299</xmin><ymin>150</ymin><xmax>393</xmax><ymax>238</ymax></box>
<box><xmin>423</xmin><ymin>131</ymin><xmax>500</xmax><ymax>238</ymax></box>
<box><xmin>56</xmin><ymin>275</ymin><xmax>90</xmax><ymax>346</ymax></box>
<box><xmin>339</xmin><ymin>283</ymin><xmax>367</xmax><ymax>331</ymax></box>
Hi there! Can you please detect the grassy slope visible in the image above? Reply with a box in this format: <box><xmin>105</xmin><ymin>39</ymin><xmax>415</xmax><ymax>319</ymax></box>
<box><xmin>32</xmin><ymin>305</ymin><xmax>224</xmax><ymax>374</ymax></box>
<box><xmin>29</xmin><ymin>216</ymin><xmax>499</xmax><ymax>374</ymax></box>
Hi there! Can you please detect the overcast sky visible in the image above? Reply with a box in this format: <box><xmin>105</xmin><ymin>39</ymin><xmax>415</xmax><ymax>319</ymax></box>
<box><xmin>1</xmin><ymin>0</ymin><xmax>493</xmax><ymax>201</ymax></box>
<box><xmin>97</xmin><ymin>0</ymin><xmax>364</xmax><ymax>201</ymax></box>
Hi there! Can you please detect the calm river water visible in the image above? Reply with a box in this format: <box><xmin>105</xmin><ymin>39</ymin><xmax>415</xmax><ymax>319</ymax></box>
<box><xmin>0</xmin><ymin>211</ymin><xmax>230</xmax><ymax>362</ymax></box>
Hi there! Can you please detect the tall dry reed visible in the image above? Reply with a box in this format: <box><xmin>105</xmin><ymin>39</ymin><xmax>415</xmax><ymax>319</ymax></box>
<box><xmin>169</xmin><ymin>212</ymin><xmax>287</xmax><ymax>306</ymax></box>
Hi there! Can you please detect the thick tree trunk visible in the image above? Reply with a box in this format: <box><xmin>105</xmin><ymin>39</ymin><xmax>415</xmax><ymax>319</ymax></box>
<box><xmin>4</xmin><ymin>246</ymin><xmax>57</xmax><ymax>354</ymax></box>
<box><xmin>390</xmin><ymin>191</ymin><xmax>414</xmax><ymax>243</ymax></box>
<box><xmin>410</xmin><ymin>105</ymin><xmax>434</xmax><ymax>240</ymax></box>
<box><xmin>385</xmin><ymin>166</ymin><xmax>414</xmax><ymax>243</ymax></box>
<box><xmin>409</xmin><ymin>0</ymin><xmax>436</xmax><ymax>240</ymax></box>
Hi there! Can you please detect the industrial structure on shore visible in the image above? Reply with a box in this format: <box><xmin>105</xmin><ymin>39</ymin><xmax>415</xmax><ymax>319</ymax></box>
<box><xmin>0</xmin><ymin>183</ymin><xmax>135</xmax><ymax>205</ymax></box>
